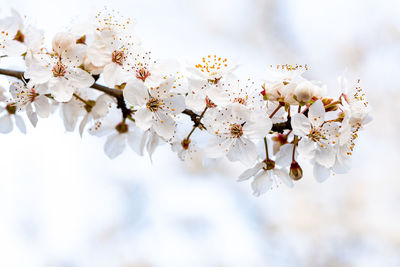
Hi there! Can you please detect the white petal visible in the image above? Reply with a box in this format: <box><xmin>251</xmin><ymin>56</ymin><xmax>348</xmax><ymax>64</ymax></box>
<box><xmin>67</xmin><ymin>68</ymin><xmax>95</xmax><ymax>89</ymax></box>
<box><xmin>315</xmin><ymin>145</ymin><xmax>336</xmax><ymax>168</ymax></box>
<box><xmin>0</xmin><ymin>115</ymin><xmax>13</xmax><ymax>133</ymax></box>
<box><xmin>274</xmin><ymin>168</ymin><xmax>294</xmax><ymax>188</ymax></box>
<box><xmin>92</xmin><ymin>94</ymin><xmax>112</xmax><ymax>119</ymax></box>
<box><xmin>297</xmin><ymin>138</ymin><xmax>316</xmax><ymax>159</ymax></box>
<box><xmin>26</xmin><ymin>104</ymin><xmax>38</xmax><ymax>127</ymax></box>
<box><xmin>34</xmin><ymin>95</ymin><xmax>51</xmax><ymax>118</ymax></box>
<box><xmin>291</xmin><ymin>113</ymin><xmax>311</xmax><ymax>137</ymax></box>
<box><xmin>238</xmin><ymin>162</ymin><xmax>263</xmax><ymax>181</ymax></box>
<box><xmin>227</xmin><ymin>137</ymin><xmax>257</xmax><ymax>166</ymax></box>
<box><xmin>151</xmin><ymin>77</ymin><xmax>174</xmax><ymax>99</ymax></box>
<box><xmin>313</xmin><ymin>163</ymin><xmax>330</xmax><ymax>182</ymax></box>
<box><xmin>134</xmin><ymin>108</ymin><xmax>153</xmax><ymax>131</ymax></box>
<box><xmin>308</xmin><ymin>100</ymin><xmax>325</xmax><ymax>127</ymax></box>
<box><xmin>24</xmin><ymin>64</ymin><xmax>53</xmax><ymax>84</ymax></box>
<box><xmin>206</xmin><ymin>85</ymin><xmax>230</xmax><ymax>106</ymax></box>
<box><xmin>49</xmin><ymin>78</ymin><xmax>75</xmax><ymax>102</ymax></box>
<box><xmin>104</xmin><ymin>133</ymin><xmax>126</xmax><ymax>159</ymax></box>
<box><xmin>251</xmin><ymin>171</ymin><xmax>272</xmax><ymax>197</ymax></box>
<box><xmin>152</xmin><ymin>112</ymin><xmax>176</xmax><ymax>140</ymax></box>
<box><xmin>205</xmin><ymin>137</ymin><xmax>233</xmax><ymax>158</ymax></box>
<box><xmin>244</xmin><ymin>115</ymin><xmax>272</xmax><ymax>139</ymax></box>
<box><xmin>103</xmin><ymin>63</ymin><xmax>129</xmax><ymax>87</ymax></box>
<box><xmin>275</xmin><ymin>144</ymin><xmax>294</xmax><ymax>167</ymax></box>
<box><xmin>127</xmin><ymin>127</ymin><xmax>143</xmax><ymax>155</ymax></box>
<box><xmin>123</xmin><ymin>80</ymin><xmax>149</xmax><ymax>107</ymax></box>
<box><xmin>185</xmin><ymin>92</ymin><xmax>206</xmax><ymax>113</ymax></box>
<box><xmin>79</xmin><ymin>113</ymin><xmax>90</xmax><ymax>137</ymax></box>
<box><xmin>3</xmin><ymin>39</ymin><xmax>26</xmax><ymax>56</ymax></box>
<box><xmin>146</xmin><ymin>130</ymin><xmax>160</xmax><ymax>161</ymax></box>
<box><xmin>332</xmin><ymin>155</ymin><xmax>351</xmax><ymax>174</ymax></box>
<box><xmin>163</xmin><ymin>94</ymin><xmax>186</xmax><ymax>114</ymax></box>
<box><xmin>14</xmin><ymin>114</ymin><xmax>26</xmax><ymax>134</ymax></box>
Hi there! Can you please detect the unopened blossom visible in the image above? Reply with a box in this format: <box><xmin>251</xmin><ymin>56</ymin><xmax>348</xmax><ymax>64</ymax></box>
<box><xmin>261</xmin><ymin>64</ymin><xmax>306</xmax><ymax>102</ymax></box>
<box><xmin>291</xmin><ymin>100</ymin><xmax>338</xmax><ymax>169</ymax></box>
<box><xmin>205</xmin><ymin>106</ymin><xmax>272</xmax><ymax>166</ymax></box>
<box><xmin>123</xmin><ymin>77</ymin><xmax>185</xmax><ymax>140</ymax></box>
<box><xmin>9</xmin><ymin>81</ymin><xmax>50</xmax><ymax>127</ymax></box>
<box><xmin>289</xmin><ymin>80</ymin><xmax>326</xmax><ymax>104</ymax></box>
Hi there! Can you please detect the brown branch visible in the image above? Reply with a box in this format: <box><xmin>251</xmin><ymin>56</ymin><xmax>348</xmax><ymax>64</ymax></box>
<box><xmin>0</xmin><ymin>68</ymin><xmax>293</xmax><ymax>131</ymax></box>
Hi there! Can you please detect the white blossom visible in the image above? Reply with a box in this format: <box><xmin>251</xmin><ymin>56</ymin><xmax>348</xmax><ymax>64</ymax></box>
<box><xmin>25</xmin><ymin>41</ymin><xmax>94</xmax><ymax>102</ymax></box>
<box><xmin>291</xmin><ymin>100</ymin><xmax>338</xmax><ymax>169</ymax></box>
<box><xmin>123</xmin><ymin>77</ymin><xmax>185</xmax><ymax>140</ymax></box>
<box><xmin>204</xmin><ymin>106</ymin><xmax>272</xmax><ymax>166</ymax></box>
<box><xmin>9</xmin><ymin>81</ymin><xmax>50</xmax><ymax>127</ymax></box>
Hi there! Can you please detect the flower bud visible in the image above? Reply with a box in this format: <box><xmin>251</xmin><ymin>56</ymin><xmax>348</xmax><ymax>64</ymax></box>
<box><xmin>290</xmin><ymin>162</ymin><xmax>303</xmax><ymax>180</ymax></box>
<box><xmin>294</xmin><ymin>81</ymin><xmax>321</xmax><ymax>103</ymax></box>
<box><xmin>52</xmin><ymin>32</ymin><xmax>76</xmax><ymax>54</ymax></box>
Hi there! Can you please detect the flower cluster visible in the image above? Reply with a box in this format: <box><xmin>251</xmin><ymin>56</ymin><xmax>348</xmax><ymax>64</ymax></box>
<box><xmin>0</xmin><ymin>9</ymin><xmax>371</xmax><ymax>196</ymax></box>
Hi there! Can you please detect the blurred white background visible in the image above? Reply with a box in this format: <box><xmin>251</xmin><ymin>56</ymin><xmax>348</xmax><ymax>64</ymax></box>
<box><xmin>0</xmin><ymin>0</ymin><xmax>399</xmax><ymax>266</ymax></box>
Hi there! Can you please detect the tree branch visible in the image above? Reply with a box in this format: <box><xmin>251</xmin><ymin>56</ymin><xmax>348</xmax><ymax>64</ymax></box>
<box><xmin>0</xmin><ymin>68</ymin><xmax>293</xmax><ymax>131</ymax></box>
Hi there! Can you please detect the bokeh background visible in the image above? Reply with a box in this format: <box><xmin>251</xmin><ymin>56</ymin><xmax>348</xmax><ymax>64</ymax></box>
<box><xmin>0</xmin><ymin>0</ymin><xmax>399</xmax><ymax>266</ymax></box>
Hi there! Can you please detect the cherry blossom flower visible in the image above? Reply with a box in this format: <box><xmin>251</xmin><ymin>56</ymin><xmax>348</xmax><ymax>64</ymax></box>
<box><xmin>9</xmin><ymin>81</ymin><xmax>50</xmax><ymax>127</ymax></box>
<box><xmin>185</xmin><ymin>55</ymin><xmax>237</xmax><ymax>113</ymax></box>
<box><xmin>0</xmin><ymin>102</ymin><xmax>26</xmax><ymax>134</ymax></box>
<box><xmin>25</xmin><ymin>40</ymin><xmax>94</xmax><ymax>102</ymax></box>
<box><xmin>0</xmin><ymin>9</ymin><xmax>43</xmax><ymax>59</ymax></box>
<box><xmin>83</xmin><ymin>9</ymin><xmax>139</xmax><ymax>86</ymax></box>
<box><xmin>89</xmin><ymin>106</ymin><xmax>142</xmax><ymax>159</ymax></box>
<box><xmin>238</xmin><ymin>160</ymin><xmax>293</xmax><ymax>196</ymax></box>
<box><xmin>123</xmin><ymin>77</ymin><xmax>185</xmax><ymax>140</ymax></box>
<box><xmin>261</xmin><ymin>64</ymin><xmax>306</xmax><ymax>102</ymax></box>
<box><xmin>204</xmin><ymin>106</ymin><xmax>272</xmax><ymax>166</ymax></box>
<box><xmin>0</xmin><ymin>8</ymin><xmax>372</xmax><ymax>195</ymax></box>
<box><xmin>291</xmin><ymin>100</ymin><xmax>338</xmax><ymax>169</ymax></box>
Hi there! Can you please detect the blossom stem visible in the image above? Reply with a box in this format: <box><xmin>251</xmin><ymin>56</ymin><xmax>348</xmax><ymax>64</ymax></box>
<box><xmin>0</xmin><ymin>68</ymin><xmax>295</xmax><ymax>133</ymax></box>
<box><xmin>186</xmin><ymin>106</ymin><xmax>208</xmax><ymax>140</ymax></box>
<box><xmin>73</xmin><ymin>93</ymin><xmax>88</xmax><ymax>105</ymax></box>
<box><xmin>269</xmin><ymin>104</ymin><xmax>283</xmax><ymax>119</ymax></box>
<box><xmin>324</xmin><ymin>100</ymin><xmax>341</xmax><ymax>110</ymax></box>
<box><xmin>292</xmin><ymin>135</ymin><xmax>298</xmax><ymax>163</ymax></box>
<box><xmin>264</xmin><ymin>137</ymin><xmax>269</xmax><ymax>159</ymax></box>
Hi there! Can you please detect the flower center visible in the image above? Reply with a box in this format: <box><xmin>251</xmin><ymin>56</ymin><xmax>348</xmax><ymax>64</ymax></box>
<box><xmin>13</xmin><ymin>30</ymin><xmax>24</xmax><ymax>43</ymax></box>
<box><xmin>6</xmin><ymin>103</ymin><xmax>16</xmax><ymax>114</ymax></box>
<box><xmin>233</xmin><ymin>97</ymin><xmax>247</xmax><ymax>105</ymax></box>
<box><xmin>115</xmin><ymin>122</ymin><xmax>129</xmax><ymax>134</ymax></box>
<box><xmin>230</xmin><ymin>124</ymin><xmax>243</xmax><ymax>138</ymax></box>
<box><xmin>146</xmin><ymin>97</ymin><xmax>161</xmax><ymax>112</ymax></box>
<box><xmin>136</xmin><ymin>67</ymin><xmax>151</xmax><ymax>82</ymax></box>
<box><xmin>52</xmin><ymin>61</ymin><xmax>67</xmax><ymax>77</ymax></box>
<box><xmin>112</xmin><ymin>50</ymin><xmax>124</xmax><ymax>65</ymax></box>
<box><xmin>308</xmin><ymin>127</ymin><xmax>325</xmax><ymax>143</ymax></box>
